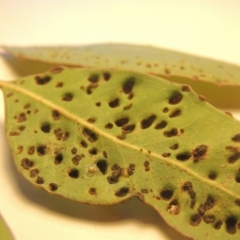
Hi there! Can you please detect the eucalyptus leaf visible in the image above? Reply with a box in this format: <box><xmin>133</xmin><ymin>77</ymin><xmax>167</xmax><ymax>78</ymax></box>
<box><xmin>0</xmin><ymin>214</ymin><xmax>15</xmax><ymax>240</ymax></box>
<box><xmin>3</xmin><ymin>44</ymin><xmax>240</xmax><ymax>86</ymax></box>
<box><xmin>1</xmin><ymin>67</ymin><xmax>240</xmax><ymax>240</ymax></box>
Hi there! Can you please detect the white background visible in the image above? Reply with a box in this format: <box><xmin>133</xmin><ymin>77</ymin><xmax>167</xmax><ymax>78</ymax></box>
<box><xmin>0</xmin><ymin>0</ymin><xmax>240</xmax><ymax>240</ymax></box>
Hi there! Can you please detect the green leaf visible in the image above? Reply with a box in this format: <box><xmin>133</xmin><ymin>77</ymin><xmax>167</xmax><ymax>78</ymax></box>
<box><xmin>1</xmin><ymin>67</ymin><xmax>240</xmax><ymax>239</ymax></box>
<box><xmin>3</xmin><ymin>43</ymin><xmax>240</xmax><ymax>86</ymax></box>
<box><xmin>0</xmin><ymin>214</ymin><xmax>15</xmax><ymax>240</ymax></box>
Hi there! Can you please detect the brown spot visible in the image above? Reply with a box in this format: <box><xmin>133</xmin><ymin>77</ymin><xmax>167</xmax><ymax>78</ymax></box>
<box><xmin>103</xmin><ymin>151</ymin><xmax>108</xmax><ymax>158</ymax></box>
<box><xmin>203</xmin><ymin>215</ymin><xmax>215</xmax><ymax>224</ymax></box>
<box><xmin>155</xmin><ymin>120</ymin><xmax>167</xmax><ymax>129</ymax></box>
<box><xmin>122</xmin><ymin>124</ymin><xmax>135</xmax><ymax>134</ymax></box>
<box><xmin>18</xmin><ymin>126</ymin><xmax>25</xmax><ymax>132</ymax></box>
<box><xmin>163</xmin><ymin>107</ymin><xmax>169</xmax><ymax>113</ymax></box>
<box><xmin>144</xmin><ymin>161</ymin><xmax>150</xmax><ymax>171</ymax></box>
<box><xmin>29</xmin><ymin>168</ymin><xmax>39</xmax><ymax>178</ymax></box>
<box><xmin>62</xmin><ymin>93</ymin><xmax>73</xmax><ymax>101</ymax></box>
<box><xmin>141</xmin><ymin>189</ymin><xmax>149</xmax><ymax>194</ymax></box>
<box><xmin>189</xmin><ymin>214</ymin><xmax>201</xmax><ymax>226</ymax></box>
<box><xmin>169</xmin><ymin>109</ymin><xmax>182</xmax><ymax>118</ymax></box>
<box><xmin>103</xmin><ymin>72</ymin><xmax>111</xmax><ymax>81</ymax></box>
<box><xmin>169</xmin><ymin>143</ymin><xmax>179</xmax><ymax>150</ymax></box>
<box><xmin>21</xmin><ymin>158</ymin><xmax>34</xmax><ymax>170</ymax></box>
<box><xmin>52</xmin><ymin>110</ymin><xmax>60</xmax><ymax>120</ymax></box>
<box><xmin>56</xmin><ymin>82</ymin><xmax>63</xmax><ymax>88</ymax></box>
<box><xmin>226</xmin><ymin>216</ymin><xmax>237</xmax><ymax>234</ymax></box>
<box><xmin>192</xmin><ymin>145</ymin><xmax>208</xmax><ymax>161</ymax></box>
<box><xmin>169</xmin><ymin>93</ymin><xmax>183</xmax><ymax>105</ymax></box>
<box><xmin>9</xmin><ymin>131</ymin><xmax>20</xmax><ymax>136</ymax></box>
<box><xmin>72</xmin><ymin>154</ymin><xmax>82</xmax><ymax>165</ymax></box>
<box><xmin>214</xmin><ymin>220</ymin><xmax>222</xmax><ymax>230</ymax></box>
<box><xmin>87</xmin><ymin>118</ymin><xmax>96</xmax><ymax>123</ymax></box>
<box><xmin>141</xmin><ymin>114</ymin><xmax>157</xmax><ymax>129</ymax></box>
<box><xmin>28</xmin><ymin>146</ymin><xmax>35</xmax><ymax>155</ymax></box>
<box><xmin>96</xmin><ymin>102</ymin><xmax>101</xmax><ymax>107</ymax></box>
<box><xmin>37</xmin><ymin>145</ymin><xmax>46</xmax><ymax>156</ymax></box>
<box><xmin>208</xmin><ymin>171</ymin><xmax>217</xmax><ymax>180</ymax></box>
<box><xmin>17</xmin><ymin>146</ymin><xmax>24</xmax><ymax>154</ymax></box>
<box><xmin>228</xmin><ymin>152</ymin><xmax>240</xmax><ymax>164</ymax></box>
<box><xmin>41</xmin><ymin>123</ymin><xmax>51</xmax><ymax>133</ymax></box>
<box><xmin>55</xmin><ymin>153</ymin><xmax>63</xmax><ymax>165</ymax></box>
<box><xmin>71</xmin><ymin>147</ymin><xmax>77</xmax><ymax>154</ymax></box>
<box><xmin>109</xmin><ymin>98</ymin><xmax>120</xmax><ymax>108</ymax></box>
<box><xmin>232</xmin><ymin>134</ymin><xmax>240</xmax><ymax>142</ymax></box>
<box><xmin>23</xmin><ymin>104</ymin><xmax>31</xmax><ymax>109</ymax></box>
<box><xmin>164</xmin><ymin>68</ymin><xmax>171</xmax><ymax>74</ymax></box>
<box><xmin>50</xmin><ymin>66</ymin><xmax>64</xmax><ymax>74</ymax></box>
<box><xmin>105</xmin><ymin>123</ymin><xmax>113</xmax><ymax>129</ymax></box>
<box><xmin>160</xmin><ymin>188</ymin><xmax>174</xmax><ymax>200</ymax></box>
<box><xmin>176</xmin><ymin>152</ymin><xmax>192</xmax><ymax>161</ymax></box>
<box><xmin>17</xmin><ymin>113</ymin><xmax>27</xmax><ymax>122</ymax></box>
<box><xmin>49</xmin><ymin>183</ymin><xmax>58</xmax><ymax>191</ymax></box>
<box><xmin>182</xmin><ymin>181</ymin><xmax>193</xmax><ymax>191</ymax></box>
<box><xmin>127</xmin><ymin>164</ymin><xmax>135</xmax><ymax>176</ymax></box>
<box><xmin>164</xmin><ymin>128</ymin><xmax>178</xmax><ymax>137</ymax></box>
<box><xmin>35</xmin><ymin>75</ymin><xmax>51</xmax><ymax>85</ymax></box>
<box><xmin>123</xmin><ymin>77</ymin><xmax>135</xmax><ymax>94</ymax></box>
<box><xmin>80</xmin><ymin>140</ymin><xmax>88</xmax><ymax>148</ymax></box>
<box><xmin>82</xmin><ymin>128</ymin><xmax>98</xmax><ymax>142</ymax></box>
<box><xmin>198</xmin><ymin>196</ymin><xmax>215</xmax><ymax>215</ymax></box>
<box><xmin>88</xmin><ymin>74</ymin><xmax>99</xmax><ymax>83</ymax></box>
<box><xmin>162</xmin><ymin>153</ymin><xmax>171</xmax><ymax>157</ymax></box>
<box><xmin>115</xmin><ymin>117</ymin><xmax>129</xmax><ymax>127</ymax></box>
<box><xmin>36</xmin><ymin>176</ymin><xmax>44</xmax><ymax>184</ymax></box>
<box><xmin>115</xmin><ymin>187</ymin><xmax>129</xmax><ymax>197</ymax></box>
<box><xmin>123</xmin><ymin>103</ymin><xmax>132</xmax><ymax>110</ymax></box>
<box><xmin>181</xmin><ymin>85</ymin><xmax>190</xmax><ymax>92</ymax></box>
<box><xmin>235</xmin><ymin>198</ymin><xmax>240</xmax><ymax>206</ymax></box>
<box><xmin>69</xmin><ymin>169</ymin><xmax>79</xmax><ymax>178</ymax></box>
<box><xmin>96</xmin><ymin>160</ymin><xmax>108</xmax><ymax>174</ymax></box>
<box><xmin>167</xmin><ymin>199</ymin><xmax>180</xmax><ymax>215</ymax></box>
<box><xmin>89</xmin><ymin>188</ymin><xmax>96</xmax><ymax>195</ymax></box>
<box><xmin>107</xmin><ymin>164</ymin><xmax>122</xmax><ymax>184</ymax></box>
<box><xmin>7</xmin><ymin>92</ymin><xmax>14</xmax><ymax>98</ymax></box>
<box><xmin>89</xmin><ymin>148</ymin><xmax>98</xmax><ymax>155</ymax></box>
<box><xmin>235</xmin><ymin>173</ymin><xmax>240</xmax><ymax>183</ymax></box>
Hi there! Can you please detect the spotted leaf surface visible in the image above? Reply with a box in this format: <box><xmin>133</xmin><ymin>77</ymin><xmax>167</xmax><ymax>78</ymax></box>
<box><xmin>4</xmin><ymin>43</ymin><xmax>240</xmax><ymax>86</ymax></box>
<box><xmin>1</xmin><ymin>68</ymin><xmax>240</xmax><ymax>240</ymax></box>
<box><xmin>0</xmin><ymin>214</ymin><xmax>14</xmax><ymax>240</ymax></box>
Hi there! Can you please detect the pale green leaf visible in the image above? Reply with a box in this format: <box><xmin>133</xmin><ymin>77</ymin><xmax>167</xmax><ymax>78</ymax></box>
<box><xmin>3</xmin><ymin>43</ymin><xmax>240</xmax><ymax>86</ymax></box>
<box><xmin>0</xmin><ymin>214</ymin><xmax>15</xmax><ymax>240</ymax></box>
<box><xmin>1</xmin><ymin>67</ymin><xmax>240</xmax><ymax>239</ymax></box>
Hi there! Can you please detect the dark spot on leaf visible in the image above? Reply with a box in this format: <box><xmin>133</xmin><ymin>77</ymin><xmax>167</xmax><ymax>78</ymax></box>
<box><xmin>141</xmin><ymin>114</ymin><xmax>157</xmax><ymax>129</ymax></box>
<box><xmin>55</xmin><ymin>153</ymin><xmax>63</xmax><ymax>165</ymax></box>
<box><xmin>96</xmin><ymin>160</ymin><xmax>108</xmax><ymax>174</ymax></box>
<box><xmin>82</xmin><ymin>128</ymin><xmax>98</xmax><ymax>142</ymax></box>
<box><xmin>71</xmin><ymin>147</ymin><xmax>77</xmax><ymax>154</ymax></box>
<box><xmin>115</xmin><ymin>187</ymin><xmax>129</xmax><ymax>197</ymax></box>
<box><xmin>17</xmin><ymin>146</ymin><xmax>24</xmax><ymax>154</ymax></box>
<box><xmin>199</xmin><ymin>95</ymin><xmax>206</xmax><ymax>101</ymax></box>
<box><xmin>103</xmin><ymin>72</ymin><xmax>111</xmax><ymax>81</ymax></box>
<box><xmin>107</xmin><ymin>164</ymin><xmax>122</xmax><ymax>184</ymax></box>
<box><xmin>69</xmin><ymin>169</ymin><xmax>79</xmax><ymax>178</ymax></box>
<box><xmin>109</xmin><ymin>98</ymin><xmax>120</xmax><ymax>108</ymax></box>
<box><xmin>189</xmin><ymin>190</ymin><xmax>196</xmax><ymax>199</ymax></box>
<box><xmin>87</xmin><ymin>83</ymin><xmax>98</xmax><ymax>94</ymax></box>
<box><xmin>89</xmin><ymin>148</ymin><xmax>98</xmax><ymax>155</ymax></box>
<box><xmin>193</xmin><ymin>145</ymin><xmax>208</xmax><ymax>161</ymax></box>
<box><xmin>36</xmin><ymin>176</ymin><xmax>44</xmax><ymax>184</ymax></box>
<box><xmin>127</xmin><ymin>164</ymin><xmax>135</xmax><ymax>176</ymax></box>
<box><xmin>103</xmin><ymin>151</ymin><xmax>108</xmax><ymax>158</ymax></box>
<box><xmin>123</xmin><ymin>103</ymin><xmax>132</xmax><ymax>110</ymax></box>
<box><xmin>52</xmin><ymin>110</ymin><xmax>60</xmax><ymax>120</ymax></box>
<box><xmin>87</xmin><ymin>118</ymin><xmax>96</xmax><ymax>123</ymax></box>
<box><xmin>37</xmin><ymin>145</ymin><xmax>46</xmax><ymax>156</ymax></box>
<box><xmin>122</xmin><ymin>124</ymin><xmax>135</xmax><ymax>134</ymax></box>
<box><xmin>182</xmin><ymin>181</ymin><xmax>193</xmax><ymax>191</ymax></box>
<box><xmin>29</xmin><ymin>168</ymin><xmax>39</xmax><ymax>178</ymax></box>
<box><xmin>18</xmin><ymin>126</ymin><xmax>25</xmax><ymax>132</ymax></box>
<box><xmin>169</xmin><ymin>109</ymin><xmax>182</xmax><ymax>118</ymax></box>
<box><xmin>123</xmin><ymin>77</ymin><xmax>135</xmax><ymax>94</ymax></box>
<box><xmin>72</xmin><ymin>155</ymin><xmax>82</xmax><ymax>165</ymax></box>
<box><xmin>141</xmin><ymin>189</ymin><xmax>149</xmax><ymax>194</ymax></box>
<box><xmin>162</xmin><ymin>153</ymin><xmax>171</xmax><ymax>157</ymax></box>
<box><xmin>167</xmin><ymin>199</ymin><xmax>180</xmax><ymax>215</ymax></box>
<box><xmin>164</xmin><ymin>128</ymin><xmax>178</xmax><ymax>137</ymax></box>
<box><xmin>7</xmin><ymin>92</ymin><xmax>14</xmax><ymax>98</ymax></box>
<box><xmin>9</xmin><ymin>131</ymin><xmax>20</xmax><ymax>136</ymax></box>
<box><xmin>235</xmin><ymin>199</ymin><xmax>240</xmax><ymax>206</ymax></box>
<box><xmin>232</xmin><ymin>134</ymin><xmax>240</xmax><ymax>142</ymax></box>
<box><xmin>169</xmin><ymin>92</ymin><xmax>183</xmax><ymax>105</ymax></box>
<box><xmin>49</xmin><ymin>183</ymin><xmax>58</xmax><ymax>191</ymax></box>
<box><xmin>181</xmin><ymin>85</ymin><xmax>190</xmax><ymax>92</ymax></box>
<box><xmin>160</xmin><ymin>188</ymin><xmax>174</xmax><ymax>200</ymax></box>
<box><xmin>228</xmin><ymin>152</ymin><xmax>240</xmax><ymax>163</ymax></box>
<box><xmin>105</xmin><ymin>123</ymin><xmax>113</xmax><ymax>129</ymax></box>
<box><xmin>235</xmin><ymin>172</ymin><xmax>240</xmax><ymax>183</ymax></box>
<box><xmin>89</xmin><ymin>188</ymin><xmax>96</xmax><ymax>195</ymax></box>
<box><xmin>176</xmin><ymin>152</ymin><xmax>192</xmax><ymax>161</ymax></box>
<box><xmin>21</xmin><ymin>158</ymin><xmax>34</xmax><ymax>170</ymax></box>
<box><xmin>35</xmin><ymin>75</ymin><xmax>51</xmax><ymax>85</ymax></box>
<box><xmin>115</xmin><ymin>117</ymin><xmax>129</xmax><ymax>127</ymax></box>
<box><xmin>144</xmin><ymin>161</ymin><xmax>150</xmax><ymax>171</ymax></box>
<box><xmin>214</xmin><ymin>220</ymin><xmax>222</xmax><ymax>230</ymax></box>
<box><xmin>88</xmin><ymin>74</ymin><xmax>99</xmax><ymax>83</ymax></box>
<box><xmin>56</xmin><ymin>82</ymin><xmax>63</xmax><ymax>88</ymax></box>
<box><xmin>203</xmin><ymin>215</ymin><xmax>215</xmax><ymax>224</ymax></box>
<box><xmin>96</xmin><ymin>102</ymin><xmax>101</xmax><ymax>107</ymax></box>
<box><xmin>23</xmin><ymin>104</ymin><xmax>31</xmax><ymax>109</ymax></box>
<box><xmin>50</xmin><ymin>66</ymin><xmax>64</xmax><ymax>74</ymax></box>
<box><xmin>80</xmin><ymin>140</ymin><xmax>88</xmax><ymax>148</ymax></box>
<box><xmin>17</xmin><ymin>113</ymin><xmax>27</xmax><ymax>122</ymax></box>
<box><xmin>162</xmin><ymin>107</ymin><xmax>169</xmax><ymax>113</ymax></box>
<box><xmin>62</xmin><ymin>93</ymin><xmax>73</xmax><ymax>101</ymax></box>
<box><xmin>203</xmin><ymin>196</ymin><xmax>215</xmax><ymax>212</ymax></box>
<box><xmin>226</xmin><ymin>216</ymin><xmax>237</xmax><ymax>234</ymax></box>
<box><xmin>189</xmin><ymin>214</ymin><xmax>201</xmax><ymax>226</ymax></box>
<box><xmin>155</xmin><ymin>120</ymin><xmax>167</xmax><ymax>129</ymax></box>
<box><xmin>169</xmin><ymin>143</ymin><xmax>179</xmax><ymax>150</ymax></box>
<box><xmin>208</xmin><ymin>171</ymin><xmax>217</xmax><ymax>180</ymax></box>
<box><xmin>41</xmin><ymin>123</ymin><xmax>51</xmax><ymax>133</ymax></box>
<box><xmin>164</xmin><ymin>68</ymin><xmax>171</xmax><ymax>74</ymax></box>
<box><xmin>27</xmin><ymin>146</ymin><xmax>35</xmax><ymax>155</ymax></box>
